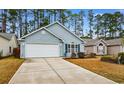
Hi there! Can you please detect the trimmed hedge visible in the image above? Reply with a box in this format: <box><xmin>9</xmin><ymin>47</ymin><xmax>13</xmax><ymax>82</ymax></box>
<box><xmin>86</xmin><ymin>53</ymin><xmax>96</xmax><ymax>58</ymax></box>
<box><xmin>101</xmin><ymin>56</ymin><xmax>117</xmax><ymax>63</ymax></box>
<box><xmin>0</xmin><ymin>50</ymin><xmax>3</xmax><ymax>59</ymax></box>
<box><xmin>78</xmin><ymin>52</ymin><xmax>85</xmax><ymax>58</ymax></box>
<box><xmin>89</xmin><ymin>53</ymin><xmax>96</xmax><ymax>58</ymax></box>
<box><xmin>118</xmin><ymin>52</ymin><xmax>124</xmax><ymax>64</ymax></box>
<box><xmin>71</xmin><ymin>52</ymin><xmax>76</xmax><ymax>58</ymax></box>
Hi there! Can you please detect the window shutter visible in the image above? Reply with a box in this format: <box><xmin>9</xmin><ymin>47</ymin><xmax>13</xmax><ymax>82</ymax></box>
<box><xmin>65</xmin><ymin>44</ymin><xmax>67</xmax><ymax>53</ymax></box>
<box><xmin>78</xmin><ymin>44</ymin><xmax>80</xmax><ymax>52</ymax></box>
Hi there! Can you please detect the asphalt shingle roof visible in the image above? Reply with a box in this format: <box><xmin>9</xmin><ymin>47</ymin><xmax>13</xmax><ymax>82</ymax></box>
<box><xmin>84</xmin><ymin>39</ymin><xmax>99</xmax><ymax>46</ymax></box>
<box><xmin>106</xmin><ymin>38</ymin><xmax>122</xmax><ymax>46</ymax></box>
<box><xmin>0</xmin><ymin>33</ymin><xmax>15</xmax><ymax>40</ymax></box>
<box><xmin>84</xmin><ymin>38</ymin><xmax>122</xmax><ymax>46</ymax></box>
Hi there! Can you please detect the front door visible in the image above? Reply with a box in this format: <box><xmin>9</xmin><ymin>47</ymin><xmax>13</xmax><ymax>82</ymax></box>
<box><xmin>97</xmin><ymin>43</ymin><xmax>104</xmax><ymax>55</ymax></box>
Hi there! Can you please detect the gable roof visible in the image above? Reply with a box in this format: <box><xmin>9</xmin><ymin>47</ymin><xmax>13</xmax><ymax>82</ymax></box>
<box><xmin>45</xmin><ymin>21</ymin><xmax>84</xmax><ymax>43</ymax></box>
<box><xmin>20</xmin><ymin>21</ymin><xmax>84</xmax><ymax>43</ymax></box>
<box><xmin>0</xmin><ymin>33</ymin><xmax>15</xmax><ymax>40</ymax></box>
<box><xmin>84</xmin><ymin>38</ymin><xmax>122</xmax><ymax>46</ymax></box>
<box><xmin>84</xmin><ymin>39</ymin><xmax>99</xmax><ymax>46</ymax></box>
<box><xmin>19</xmin><ymin>27</ymin><xmax>64</xmax><ymax>42</ymax></box>
<box><xmin>106</xmin><ymin>38</ymin><xmax>122</xmax><ymax>46</ymax></box>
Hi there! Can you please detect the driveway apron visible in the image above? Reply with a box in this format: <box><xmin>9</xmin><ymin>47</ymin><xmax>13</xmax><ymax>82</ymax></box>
<box><xmin>9</xmin><ymin>58</ymin><xmax>116</xmax><ymax>84</ymax></box>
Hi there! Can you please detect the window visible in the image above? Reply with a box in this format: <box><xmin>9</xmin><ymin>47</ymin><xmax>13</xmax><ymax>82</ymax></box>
<box><xmin>99</xmin><ymin>43</ymin><xmax>103</xmax><ymax>46</ymax></box>
<box><xmin>66</xmin><ymin>44</ymin><xmax>79</xmax><ymax>53</ymax></box>
<box><xmin>75</xmin><ymin>45</ymin><xmax>78</xmax><ymax>52</ymax></box>
<box><xmin>9</xmin><ymin>47</ymin><xmax>11</xmax><ymax>53</ymax></box>
<box><xmin>71</xmin><ymin>44</ymin><xmax>74</xmax><ymax>53</ymax></box>
<box><xmin>67</xmin><ymin>44</ymin><xmax>70</xmax><ymax>53</ymax></box>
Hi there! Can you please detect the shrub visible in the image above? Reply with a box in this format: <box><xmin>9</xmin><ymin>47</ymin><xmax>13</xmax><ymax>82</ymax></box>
<box><xmin>90</xmin><ymin>53</ymin><xmax>96</xmax><ymax>58</ymax></box>
<box><xmin>77</xmin><ymin>52</ymin><xmax>85</xmax><ymax>58</ymax></box>
<box><xmin>101</xmin><ymin>56</ymin><xmax>117</xmax><ymax>63</ymax></box>
<box><xmin>13</xmin><ymin>48</ymin><xmax>20</xmax><ymax>58</ymax></box>
<box><xmin>71</xmin><ymin>53</ymin><xmax>76</xmax><ymax>58</ymax></box>
<box><xmin>118</xmin><ymin>52</ymin><xmax>124</xmax><ymax>64</ymax></box>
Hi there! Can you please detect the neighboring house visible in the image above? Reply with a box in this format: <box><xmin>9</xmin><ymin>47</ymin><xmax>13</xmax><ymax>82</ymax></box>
<box><xmin>0</xmin><ymin>33</ymin><xmax>18</xmax><ymax>57</ymax></box>
<box><xmin>106</xmin><ymin>38</ymin><xmax>124</xmax><ymax>55</ymax></box>
<box><xmin>84</xmin><ymin>38</ymin><xmax>124</xmax><ymax>55</ymax></box>
<box><xmin>19</xmin><ymin>21</ymin><xmax>85</xmax><ymax>58</ymax></box>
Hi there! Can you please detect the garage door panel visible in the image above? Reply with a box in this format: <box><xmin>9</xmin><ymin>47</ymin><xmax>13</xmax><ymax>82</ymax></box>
<box><xmin>25</xmin><ymin>44</ymin><xmax>60</xmax><ymax>57</ymax></box>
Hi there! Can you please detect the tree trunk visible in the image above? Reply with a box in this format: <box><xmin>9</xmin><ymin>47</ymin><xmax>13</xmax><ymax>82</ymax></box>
<box><xmin>18</xmin><ymin>10</ymin><xmax>22</xmax><ymax>37</ymax></box>
<box><xmin>24</xmin><ymin>10</ymin><xmax>28</xmax><ymax>34</ymax></box>
<box><xmin>2</xmin><ymin>9</ymin><xmax>7</xmax><ymax>33</ymax></box>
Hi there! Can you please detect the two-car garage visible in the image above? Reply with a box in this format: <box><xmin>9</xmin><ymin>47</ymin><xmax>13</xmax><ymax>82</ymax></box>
<box><xmin>25</xmin><ymin>44</ymin><xmax>60</xmax><ymax>58</ymax></box>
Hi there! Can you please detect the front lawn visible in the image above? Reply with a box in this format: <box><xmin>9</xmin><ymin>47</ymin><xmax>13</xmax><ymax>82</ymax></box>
<box><xmin>0</xmin><ymin>56</ymin><xmax>24</xmax><ymax>84</ymax></box>
<box><xmin>65</xmin><ymin>57</ymin><xmax>124</xmax><ymax>83</ymax></box>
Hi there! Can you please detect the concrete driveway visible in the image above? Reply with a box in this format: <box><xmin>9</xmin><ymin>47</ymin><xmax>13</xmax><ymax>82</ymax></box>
<box><xmin>9</xmin><ymin>58</ymin><xmax>116</xmax><ymax>84</ymax></box>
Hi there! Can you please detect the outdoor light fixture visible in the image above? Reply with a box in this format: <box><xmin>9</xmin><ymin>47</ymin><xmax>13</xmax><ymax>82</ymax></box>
<box><xmin>41</xmin><ymin>30</ymin><xmax>46</xmax><ymax>34</ymax></box>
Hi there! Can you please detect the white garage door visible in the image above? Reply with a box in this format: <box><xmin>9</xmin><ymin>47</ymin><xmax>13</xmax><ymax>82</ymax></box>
<box><xmin>25</xmin><ymin>44</ymin><xmax>60</xmax><ymax>57</ymax></box>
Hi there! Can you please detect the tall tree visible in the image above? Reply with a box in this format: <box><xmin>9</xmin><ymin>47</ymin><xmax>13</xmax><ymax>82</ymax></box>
<box><xmin>78</xmin><ymin>10</ymin><xmax>85</xmax><ymax>36</ymax></box>
<box><xmin>2</xmin><ymin>9</ymin><xmax>7</xmax><ymax>33</ymax></box>
<box><xmin>8</xmin><ymin>9</ymin><xmax>18</xmax><ymax>33</ymax></box>
<box><xmin>71</xmin><ymin>13</ymin><xmax>79</xmax><ymax>34</ymax></box>
<box><xmin>18</xmin><ymin>9</ymin><xmax>23</xmax><ymax>37</ymax></box>
<box><xmin>114</xmin><ymin>12</ymin><xmax>124</xmax><ymax>38</ymax></box>
<box><xmin>94</xmin><ymin>14</ymin><xmax>102</xmax><ymax>38</ymax></box>
<box><xmin>39</xmin><ymin>9</ymin><xmax>45</xmax><ymax>26</ymax></box>
<box><xmin>24</xmin><ymin>9</ymin><xmax>28</xmax><ymax>34</ymax></box>
<box><xmin>88</xmin><ymin>10</ymin><xmax>94</xmax><ymax>38</ymax></box>
<box><xmin>53</xmin><ymin>9</ymin><xmax>57</xmax><ymax>22</ymax></box>
<box><xmin>65</xmin><ymin>10</ymin><xmax>72</xmax><ymax>29</ymax></box>
<box><xmin>58</xmin><ymin>9</ymin><xmax>68</xmax><ymax>25</ymax></box>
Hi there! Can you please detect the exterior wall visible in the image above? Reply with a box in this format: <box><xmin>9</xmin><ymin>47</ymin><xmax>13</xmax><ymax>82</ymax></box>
<box><xmin>0</xmin><ymin>36</ymin><xmax>18</xmax><ymax>57</ymax></box>
<box><xmin>9</xmin><ymin>36</ymin><xmax>18</xmax><ymax>54</ymax></box>
<box><xmin>80</xmin><ymin>43</ymin><xmax>84</xmax><ymax>52</ymax></box>
<box><xmin>25</xmin><ymin>29</ymin><xmax>61</xmax><ymax>44</ymax></box>
<box><xmin>46</xmin><ymin>23</ymin><xmax>83</xmax><ymax>44</ymax></box>
<box><xmin>0</xmin><ymin>37</ymin><xmax>10</xmax><ymax>56</ymax></box>
<box><xmin>84</xmin><ymin>46</ymin><xmax>94</xmax><ymax>54</ymax></box>
<box><xmin>107</xmin><ymin>45</ymin><xmax>121</xmax><ymax>56</ymax></box>
<box><xmin>10</xmin><ymin>36</ymin><xmax>18</xmax><ymax>48</ymax></box>
<box><xmin>120</xmin><ymin>46</ymin><xmax>124</xmax><ymax>52</ymax></box>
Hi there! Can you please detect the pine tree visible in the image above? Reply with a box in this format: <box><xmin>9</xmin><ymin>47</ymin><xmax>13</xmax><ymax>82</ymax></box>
<box><xmin>88</xmin><ymin>10</ymin><xmax>94</xmax><ymax>38</ymax></box>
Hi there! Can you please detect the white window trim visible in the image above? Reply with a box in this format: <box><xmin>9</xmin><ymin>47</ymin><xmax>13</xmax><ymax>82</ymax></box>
<box><xmin>67</xmin><ymin>43</ymin><xmax>79</xmax><ymax>53</ymax></box>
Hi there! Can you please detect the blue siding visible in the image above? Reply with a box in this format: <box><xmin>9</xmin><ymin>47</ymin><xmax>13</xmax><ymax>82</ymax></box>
<box><xmin>25</xmin><ymin>29</ymin><xmax>62</xmax><ymax>44</ymax></box>
<box><xmin>46</xmin><ymin>23</ymin><xmax>83</xmax><ymax>44</ymax></box>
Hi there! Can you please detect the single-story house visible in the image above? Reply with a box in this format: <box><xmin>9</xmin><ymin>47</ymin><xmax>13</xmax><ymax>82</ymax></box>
<box><xmin>84</xmin><ymin>38</ymin><xmax>124</xmax><ymax>55</ymax></box>
<box><xmin>19</xmin><ymin>21</ymin><xmax>85</xmax><ymax>58</ymax></box>
<box><xmin>0</xmin><ymin>33</ymin><xmax>18</xmax><ymax>57</ymax></box>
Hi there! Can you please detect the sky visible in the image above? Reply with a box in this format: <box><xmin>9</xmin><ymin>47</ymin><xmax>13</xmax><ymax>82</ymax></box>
<box><xmin>70</xmin><ymin>9</ymin><xmax>124</xmax><ymax>36</ymax></box>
